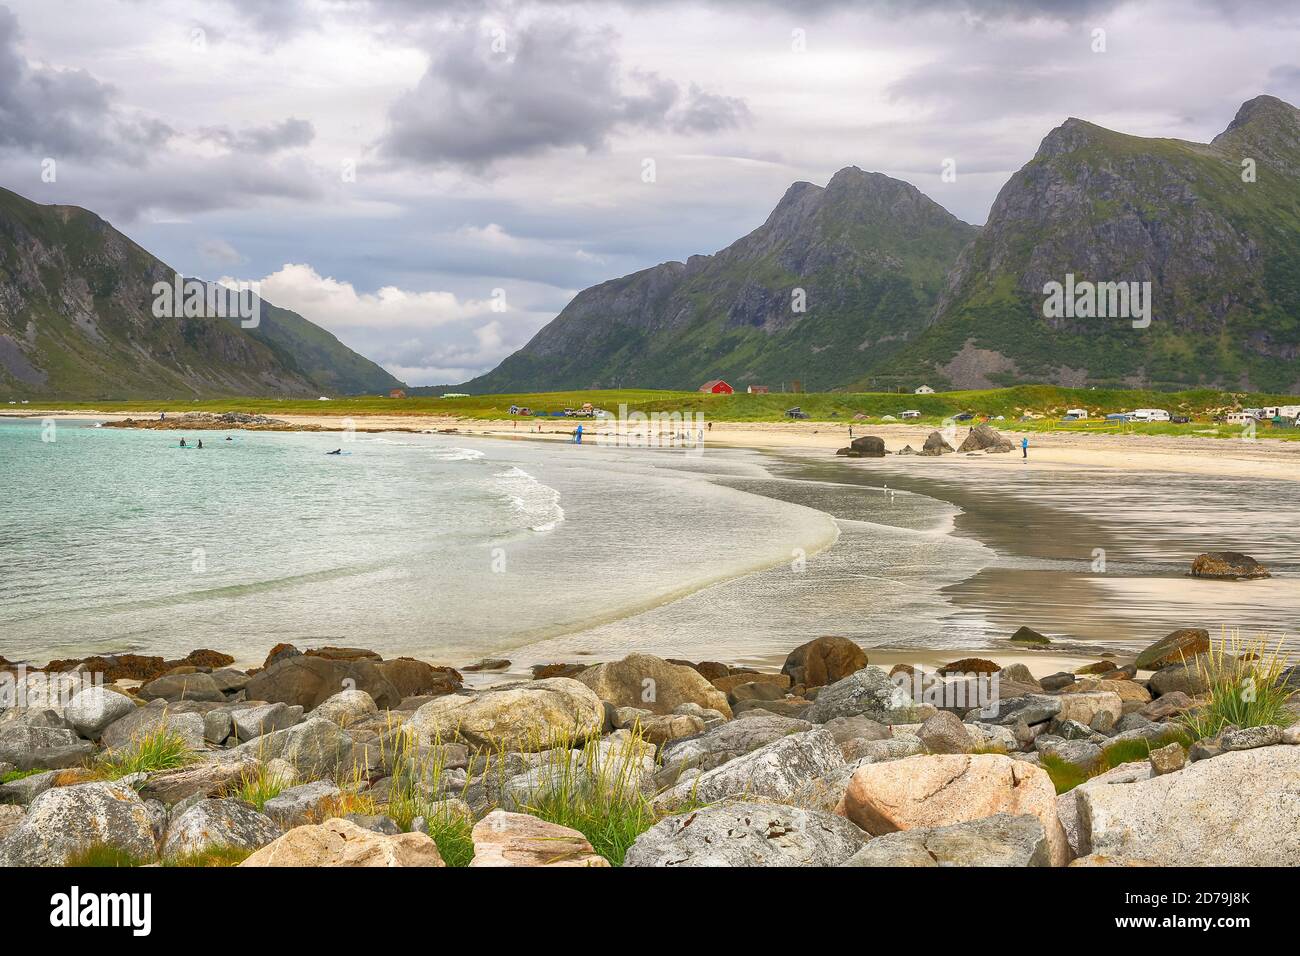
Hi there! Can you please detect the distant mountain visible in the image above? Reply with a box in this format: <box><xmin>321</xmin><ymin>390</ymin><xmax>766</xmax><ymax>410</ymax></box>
<box><xmin>462</xmin><ymin>167</ymin><xmax>978</xmax><ymax>393</ymax></box>
<box><xmin>0</xmin><ymin>186</ymin><xmax>403</xmax><ymax>399</ymax></box>
<box><xmin>885</xmin><ymin>95</ymin><xmax>1300</xmax><ymax>392</ymax></box>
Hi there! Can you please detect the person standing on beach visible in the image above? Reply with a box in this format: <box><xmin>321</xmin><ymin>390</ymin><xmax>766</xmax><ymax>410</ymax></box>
<box><xmin>1021</xmin><ymin>436</ymin><xmax>1029</xmax><ymax>459</ymax></box>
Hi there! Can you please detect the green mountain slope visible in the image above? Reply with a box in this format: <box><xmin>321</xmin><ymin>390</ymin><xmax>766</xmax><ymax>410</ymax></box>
<box><xmin>882</xmin><ymin>95</ymin><xmax>1300</xmax><ymax>392</ymax></box>
<box><xmin>462</xmin><ymin>167</ymin><xmax>979</xmax><ymax>393</ymax></box>
<box><xmin>0</xmin><ymin>186</ymin><xmax>403</xmax><ymax>399</ymax></box>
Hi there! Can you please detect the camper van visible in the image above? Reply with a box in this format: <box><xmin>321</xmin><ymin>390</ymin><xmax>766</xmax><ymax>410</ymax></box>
<box><xmin>1065</xmin><ymin>408</ymin><xmax>1089</xmax><ymax>420</ymax></box>
<box><xmin>1128</xmin><ymin>409</ymin><xmax>1170</xmax><ymax>423</ymax></box>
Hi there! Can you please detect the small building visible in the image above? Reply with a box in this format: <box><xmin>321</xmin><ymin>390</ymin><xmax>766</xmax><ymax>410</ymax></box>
<box><xmin>747</xmin><ymin>385</ymin><xmax>769</xmax><ymax>394</ymax></box>
<box><xmin>389</xmin><ymin>388</ymin><xmax>407</xmax><ymax>399</ymax></box>
<box><xmin>914</xmin><ymin>385</ymin><xmax>935</xmax><ymax>395</ymax></box>
<box><xmin>699</xmin><ymin>380</ymin><xmax>734</xmax><ymax>395</ymax></box>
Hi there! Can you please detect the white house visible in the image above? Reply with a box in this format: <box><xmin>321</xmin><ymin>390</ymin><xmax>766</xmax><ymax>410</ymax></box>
<box><xmin>914</xmin><ymin>385</ymin><xmax>935</xmax><ymax>395</ymax></box>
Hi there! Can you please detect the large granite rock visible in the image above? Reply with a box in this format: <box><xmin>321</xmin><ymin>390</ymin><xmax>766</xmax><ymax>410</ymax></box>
<box><xmin>245</xmin><ymin>655</ymin><xmax>401</xmax><ymax>711</ymax></box>
<box><xmin>311</xmin><ymin>690</ymin><xmax>378</xmax><ymax>727</ymax></box>
<box><xmin>1056</xmin><ymin>762</ymin><xmax>1153</xmax><ymax>857</ymax></box>
<box><xmin>138</xmin><ymin>672</ymin><xmax>227</xmax><ymax>703</ymax></box>
<box><xmin>101</xmin><ymin>701</ymin><xmax>206</xmax><ymax>752</ymax></box>
<box><xmin>958</xmin><ymin>424</ymin><xmax>1013</xmax><ymax>453</ymax></box>
<box><xmin>840</xmin><ymin>813</ymin><xmax>1050</xmax><ymax>867</ymax></box>
<box><xmin>837</xmin><ymin>435</ymin><xmax>886</xmax><ymax>458</ymax></box>
<box><xmin>231</xmin><ymin>702</ymin><xmax>304</xmax><ymax>742</ymax></box>
<box><xmin>1135</xmin><ymin>628</ymin><xmax>1211</xmax><ymax>670</ymax></box>
<box><xmin>575</xmin><ymin>654</ymin><xmax>732</xmax><ymax>718</ymax></box>
<box><xmin>840</xmin><ymin>753</ymin><xmax>1069</xmax><ymax>866</ymax></box>
<box><xmin>161</xmin><ymin>799</ymin><xmax>281</xmax><ymax>858</ymax></box>
<box><xmin>239</xmin><ymin>817</ymin><xmax>444</xmax><ymax>867</ymax></box>
<box><xmin>262</xmin><ymin>781</ymin><xmax>343</xmax><ymax>827</ymax></box>
<box><xmin>654</xmin><ymin>728</ymin><xmax>845</xmax><ymax>810</ymax></box>
<box><xmin>781</xmin><ymin>636</ymin><xmax>868</xmax><ymax>689</ymax></box>
<box><xmin>405</xmin><ymin>678</ymin><xmax>605</xmax><ymax>752</ymax></box>
<box><xmin>63</xmin><ymin>686</ymin><xmax>137</xmax><ymax>740</ymax></box>
<box><xmin>0</xmin><ymin>781</ymin><xmax>159</xmax><ymax>866</ymax></box>
<box><xmin>1148</xmin><ymin>661</ymin><xmax>1209</xmax><ymax>697</ymax></box>
<box><xmin>625</xmin><ymin>802</ymin><xmax>867</xmax><ymax>867</ymax></box>
<box><xmin>377</xmin><ymin>658</ymin><xmax>462</xmax><ymax>698</ymax></box>
<box><xmin>221</xmin><ymin>718</ymin><xmax>357</xmax><ymax>779</ymax></box>
<box><xmin>807</xmin><ymin>667</ymin><xmax>923</xmax><ymax>724</ymax></box>
<box><xmin>1079</xmin><ymin>745</ymin><xmax>1300</xmax><ymax>864</ymax></box>
<box><xmin>918</xmin><ymin>710</ymin><xmax>974</xmax><ymax>754</ymax></box>
<box><xmin>656</xmin><ymin>711</ymin><xmax>813</xmax><ymax>785</ymax></box>
<box><xmin>469</xmin><ymin>810</ymin><xmax>609</xmax><ymax>867</ymax></box>
<box><xmin>138</xmin><ymin>757</ymin><xmax>256</xmax><ymax>806</ymax></box>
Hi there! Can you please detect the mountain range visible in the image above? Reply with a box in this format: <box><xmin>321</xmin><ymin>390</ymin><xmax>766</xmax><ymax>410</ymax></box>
<box><xmin>0</xmin><ymin>186</ymin><xmax>402</xmax><ymax>400</ymax></box>
<box><xmin>467</xmin><ymin>94</ymin><xmax>1300</xmax><ymax>394</ymax></box>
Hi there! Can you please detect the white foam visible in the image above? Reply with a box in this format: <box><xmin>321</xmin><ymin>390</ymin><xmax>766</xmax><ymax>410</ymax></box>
<box><xmin>491</xmin><ymin>466</ymin><xmax>565</xmax><ymax>532</ymax></box>
<box><xmin>438</xmin><ymin>447</ymin><xmax>486</xmax><ymax>462</ymax></box>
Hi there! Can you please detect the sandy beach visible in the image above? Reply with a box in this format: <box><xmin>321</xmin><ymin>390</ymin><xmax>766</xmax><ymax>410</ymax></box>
<box><xmin>11</xmin><ymin>408</ymin><xmax>1300</xmax><ymax>483</ymax></box>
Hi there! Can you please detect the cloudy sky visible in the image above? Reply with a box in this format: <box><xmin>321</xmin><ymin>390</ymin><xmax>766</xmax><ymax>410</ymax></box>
<box><xmin>1</xmin><ymin>0</ymin><xmax>1297</xmax><ymax>385</ymax></box>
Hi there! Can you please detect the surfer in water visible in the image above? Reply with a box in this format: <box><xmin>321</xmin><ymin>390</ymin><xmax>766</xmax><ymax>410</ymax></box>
<box><xmin>197</xmin><ymin>439</ymin><xmax>203</xmax><ymax>449</ymax></box>
<box><xmin>179</xmin><ymin>438</ymin><xmax>186</xmax><ymax>447</ymax></box>
<box><xmin>326</xmin><ymin>448</ymin><xmax>342</xmax><ymax>455</ymax></box>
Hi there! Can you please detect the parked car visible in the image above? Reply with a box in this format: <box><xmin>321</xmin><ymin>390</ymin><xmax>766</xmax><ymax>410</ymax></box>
<box><xmin>785</xmin><ymin>407</ymin><xmax>810</xmax><ymax>419</ymax></box>
<box><xmin>1170</xmin><ymin>415</ymin><xmax>1191</xmax><ymax>424</ymax></box>
<box><xmin>953</xmin><ymin>412</ymin><xmax>974</xmax><ymax>422</ymax></box>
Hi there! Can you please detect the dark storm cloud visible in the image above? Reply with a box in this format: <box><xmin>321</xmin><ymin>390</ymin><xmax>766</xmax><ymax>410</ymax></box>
<box><xmin>378</xmin><ymin>17</ymin><xmax>750</xmax><ymax>169</ymax></box>
<box><xmin>198</xmin><ymin>117</ymin><xmax>316</xmax><ymax>154</ymax></box>
<box><xmin>0</xmin><ymin>5</ymin><xmax>174</xmax><ymax>160</ymax></box>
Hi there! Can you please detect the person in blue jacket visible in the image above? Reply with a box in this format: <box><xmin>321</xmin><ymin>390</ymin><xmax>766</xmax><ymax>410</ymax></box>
<box><xmin>574</xmin><ymin>423</ymin><xmax>584</xmax><ymax>444</ymax></box>
<box><xmin>1021</xmin><ymin>436</ymin><xmax>1029</xmax><ymax>459</ymax></box>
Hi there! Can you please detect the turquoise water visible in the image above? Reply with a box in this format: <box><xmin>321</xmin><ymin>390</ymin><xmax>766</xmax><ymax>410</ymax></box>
<box><xmin>0</xmin><ymin>418</ymin><xmax>842</xmax><ymax>666</ymax></box>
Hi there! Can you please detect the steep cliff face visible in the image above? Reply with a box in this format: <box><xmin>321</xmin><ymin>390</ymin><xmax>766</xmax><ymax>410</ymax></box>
<box><xmin>463</xmin><ymin>167</ymin><xmax>978</xmax><ymax>392</ymax></box>
<box><xmin>0</xmin><ymin>187</ymin><xmax>402</xmax><ymax>399</ymax></box>
<box><xmin>887</xmin><ymin>95</ymin><xmax>1300</xmax><ymax>391</ymax></box>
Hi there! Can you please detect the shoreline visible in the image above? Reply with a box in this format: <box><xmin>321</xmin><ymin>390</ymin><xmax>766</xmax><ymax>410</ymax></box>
<box><xmin>9</xmin><ymin>407</ymin><xmax>1300</xmax><ymax>482</ymax></box>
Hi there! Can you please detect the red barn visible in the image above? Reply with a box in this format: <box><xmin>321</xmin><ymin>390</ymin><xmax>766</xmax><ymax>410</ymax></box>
<box><xmin>698</xmin><ymin>379</ymin><xmax>734</xmax><ymax>394</ymax></box>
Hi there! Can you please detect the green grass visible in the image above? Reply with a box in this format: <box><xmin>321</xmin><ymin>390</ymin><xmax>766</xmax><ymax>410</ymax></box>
<box><xmin>1177</xmin><ymin>636</ymin><xmax>1296</xmax><ymax>740</ymax></box>
<box><xmin>1039</xmin><ymin>754</ymin><xmax>1091</xmax><ymax>795</ymax></box>
<box><xmin>26</xmin><ymin>383</ymin><xmax>1299</xmax><ymax>435</ymax></box>
<box><xmin>65</xmin><ymin>844</ymin><xmax>148</xmax><ymax>867</ymax></box>
<box><xmin>93</xmin><ymin>725</ymin><xmax>196</xmax><ymax>779</ymax></box>
<box><xmin>1</xmin><ymin>767</ymin><xmax>45</xmax><ymax>784</ymax></box>
<box><xmin>422</xmin><ymin>813</ymin><xmax>475</xmax><ymax>868</ymax></box>
<box><xmin>230</xmin><ymin>761</ymin><xmax>290</xmax><ymax>812</ymax></box>
<box><xmin>165</xmin><ymin>845</ymin><xmax>254</xmax><ymax>867</ymax></box>
<box><xmin>1041</xmin><ymin>726</ymin><xmax>1194</xmax><ymax>794</ymax></box>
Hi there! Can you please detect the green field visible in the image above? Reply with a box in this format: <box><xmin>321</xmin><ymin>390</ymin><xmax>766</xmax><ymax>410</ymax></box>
<box><xmin>17</xmin><ymin>384</ymin><xmax>1300</xmax><ymax>440</ymax></box>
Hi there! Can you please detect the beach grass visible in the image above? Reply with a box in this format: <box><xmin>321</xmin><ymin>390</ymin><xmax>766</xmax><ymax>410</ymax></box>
<box><xmin>93</xmin><ymin>726</ymin><xmax>197</xmax><ymax>779</ymax></box>
<box><xmin>1177</xmin><ymin>636</ymin><xmax>1296</xmax><ymax>740</ymax></box>
<box><xmin>165</xmin><ymin>845</ymin><xmax>255</xmax><ymax>867</ymax></box>
<box><xmin>64</xmin><ymin>843</ymin><xmax>149</xmax><ymax>867</ymax></box>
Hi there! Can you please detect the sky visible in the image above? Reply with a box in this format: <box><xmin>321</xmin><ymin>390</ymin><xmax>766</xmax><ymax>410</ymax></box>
<box><xmin>1</xmin><ymin>0</ymin><xmax>1297</xmax><ymax>386</ymax></box>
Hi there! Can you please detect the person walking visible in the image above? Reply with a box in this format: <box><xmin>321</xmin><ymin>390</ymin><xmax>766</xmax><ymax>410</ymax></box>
<box><xmin>1021</xmin><ymin>436</ymin><xmax>1029</xmax><ymax>459</ymax></box>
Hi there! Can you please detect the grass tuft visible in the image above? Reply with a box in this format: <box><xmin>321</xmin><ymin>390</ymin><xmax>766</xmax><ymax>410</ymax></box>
<box><xmin>94</xmin><ymin>724</ymin><xmax>196</xmax><ymax>779</ymax></box>
<box><xmin>165</xmin><ymin>845</ymin><xmax>254</xmax><ymax>867</ymax></box>
<box><xmin>65</xmin><ymin>843</ymin><xmax>148</xmax><ymax>867</ymax></box>
<box><xmin>1176</xmin><ymin>634</ymin><xmax>1295</xmax><ymax>740</ymax></box>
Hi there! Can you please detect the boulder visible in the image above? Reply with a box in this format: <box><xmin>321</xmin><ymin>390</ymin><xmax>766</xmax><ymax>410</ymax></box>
<box><xmin>1189</xmin><ymin>551</ymin><xmax>1270</xmax><ymax>580</ymax></box>
<box><xmin>138</xmin><ymin>672</ymin><xmax>227</xmax><ymax>703</ymax></box>
<box><xmin>378</xmin><ymin>658</ymin><xmax>462</xmax><ymax>698</ymax></box>
<box><xmin>918</xmin><ymin>710</ymin><xmax>974</xmax><ymax>755</ymax></box>
<box><xmin>837</xmin><ymin>435</ymin><xmax>886</xmax><ymax>458</ymax></box>
<box><xmin>304</xmin><ymin>647</ymin><xmax>382</xmax><ymax>661</ymax></box>
<box><xmin>974</xmin><ymin>694</ymin><xmax>1061</xmax><ymax>727</ymax></box>
<box><xmin>161</xmin><ymin>799</ymin><xmax>281</xmax><ymax>858</ymax></box>
<box><xmin>208</xmin><ymin>669</ymin><xmax>251</xmax><ymax>694</ymax></box>
<box><xmin>842</xmin><ymin>734</ymin><xmax>924</xmax><ymax>763</ymax></box>
<box><xmin>469</xmin><ymin>810</ymin><xmax>609</xmax><ymax>867</ymax></box>
<box><xmin>654</xmin><ymin>728</ymin><xmax>845</xmax><ymax>811</ymax></box>
<box><xmin>998</xmin><ymin>663</ymin><xmax>1041</xmax><ymax>687</ymax></box>
<box><xmin>806</xmin><ymin>667</ymin><xmax>922</xmax><ymax>724</ymax></box>
<box><xmin>937</xmin><ymin>657</ymin><xmax>1000</xmax><ymax>675</ymax></box>
<box><xmin>1135</xmin><ymin>628</ymin><xmax>1211</xmax><ymax>670</ymax></box>
<box><xmin>405</xmin><ymin>678</ymin><xmax>605</xmax><ymax>752</ymax></box>
<box><xmin>918</xmin><ymin>430</ymin><xmax>955</xmax><ymax>456</ymax></box>
<box><xmin>221</xmin><ymin>718</ymin><xmax>357</xmax><ymax>780</ymax></box>
<box><xmin>1148</xmin><ymin>742</ymin><xmax>1186</xmax><ymax>775</ymax></box>
<box><xmin>711</xmin><ymin>672</ymin><xmax>790</xmax><ymax>694</ymax></box>
<box><xmin>840</xmin><ymin>753</ymin><xmax>1069</xmax><ymax>866</ymax></box>
<box><xmin>657</xmin><ymin>711</ymin><xmax>813</xmax><ymax>784</ymax></box>
<box><xmin>1034</xmin><ymin>735</ymin><xmax>1103</xmax><ymax>774</ymax></box>
<box><xmin>1148</xmin><ymin>661</ymin><xmax>1208</xmax><ymax>697</ymax></box>
<box><xmin>625</xmin><ymin>801</ymin><xmax>866</xmax><ymax>867</ymax></box>
<box><xmin>62</xmin><ymin>686</ymin><xmax>137</xmax><ymax>740</ymax></box>
<box><xmin>1140</xmin><ymin>692</ymin><xmax>1195</xmax><ymax>721</ymax></box>
<box><xmin>262</xmin><ymin>781</ymin><xmax>342</xmax><ymax>827</ymax></box>
<box><xmin>240</xmin><ymin>817</ymin><xmax>444</xmax><ymax>867</ymax></box>
<box><xmin>732</xmin><ymin>698</ymin><xmax>811</xmax><ymax>719</ymax></box>
<box><xmin>138</xmin><ymin>758</ymin><xmax>256</xmax><ymax>806</ymax></box>
<box><xmin>575</xmin><ymin>654</ymin><xmax>731</xmax><ymax>718</ymax></box>
<box><xmin>1009</xmin><ymin>626</ymin><xmax>1050</xmax><ymax>646</ymax></box>
<box><xmin>0</xmin><ymin>768</ymin><xmax>56</xmax><ymax>805</ymax></box>
<box><xmin>311</xmin><ymin>690</ymin><xmax>378</xmax><ymax>727</ymax></box>
<box><xmin>0</xmin><ymin>711</ymin><xmax>82</xmax><ymax>768</ymax></box>
<box><xmin>1056</xmin><ymin>761</ymin><xmax>1152</xmax><ymax>856</ymax></box>
<box><xmin>245</xmin><ymin>655</ymin><xmax>401</xmax><ymax>711</ymax></box>
<box><xmin>1079</xmin><ymin>746</ymin><xmax>1300</xmax><ymax>864</ymax></box>
<box><xmin>624</xmin><ymin>713</ymin><xmax>706</xmax><ymax>747</ymax></box>
<box><xmin>840</xmin><ymin>813</ymin><xmax>1050</xmax><ymax>867</ymax></box>
<box><xmin>1222</xmin><ymin>725</ymin><xmax>1283</xmax><ymax>751</ymax></box>
<box><xmin>231</xmin><ymin>702</ymin><xmax>304</xmax><ymax>742</ymax></box>
<box><xmin>781</xmin><ymin>636</ymin><xmax>868</xmax><ymax>689</ymax></box>
<box><xmin>1055</xmin><ymin>691</ymin><xmax>1123</xmax><ymax>728</ymax></box>
<box><xmin>957</xmin><ymin>424</ymin><xmax>1013</xmax><ymax>453</ymax></box>
<box><xmin>0</xmin><ymin>804</ymin><xmax>24</xmax><ymax>841</ymax></box>
<box><xmin>1059</xmin><ymin>678</ymin><xmax>1151</xmax><ymax>703</ymax></box>
<box><xmin>0</xmin><ymin>781</ymin><xmax>159</xmax><ymax>866</ymax></box>
<box><xmin>99</xmin><ymin>701</ymin><xmax>206</xmax><ymax>753</ymax></box>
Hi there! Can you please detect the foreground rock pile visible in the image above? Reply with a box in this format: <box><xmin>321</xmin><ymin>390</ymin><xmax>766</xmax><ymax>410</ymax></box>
<box><xmin>2</xmin><ymin>633</ymin><xmax>1297</xmax><ymax>867</ymax></box>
